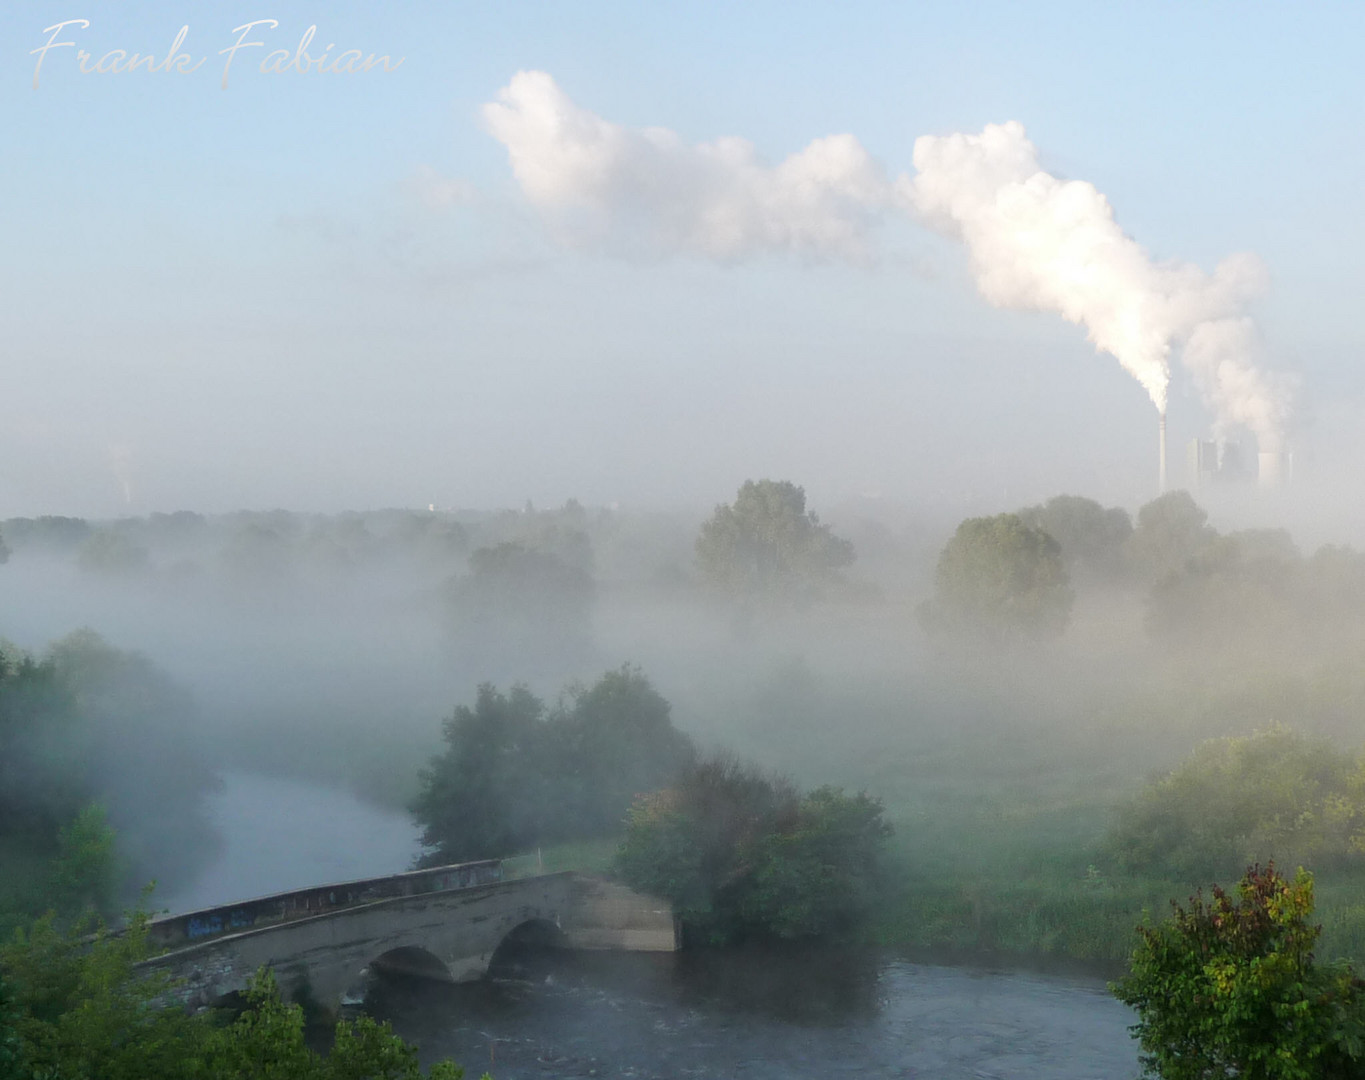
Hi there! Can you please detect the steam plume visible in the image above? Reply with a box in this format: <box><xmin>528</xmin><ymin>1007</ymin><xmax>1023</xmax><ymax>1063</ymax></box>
<box><xmin>907</xmin><ymin>121</ymin><xmax>1272</xmax><ymax>422</ymax></box>
<box><xmin>482</xmin><ymin>71</ymin><xmax>897</xmax><ymax>261</ymax></box>
<box><xmin>482</xmin><ymin>77</ymin><xmax>1294</xmax><ymax>448</ymax></box>
<box><xmin>1182</xmin><ymin>317</ymin><xmax>1295</xmax><ymax>453</ymax></box>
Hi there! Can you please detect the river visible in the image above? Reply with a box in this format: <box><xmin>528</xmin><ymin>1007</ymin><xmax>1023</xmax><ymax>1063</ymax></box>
<box><xmin>167</xmin><ymin>771</ymin><xmax>1140</xmax><ymax>1078</ymax></box>
<box><xmin>369</xmin><ymin>945</ymin><xmax>1140</xmax><ymax>1079</ymax></box>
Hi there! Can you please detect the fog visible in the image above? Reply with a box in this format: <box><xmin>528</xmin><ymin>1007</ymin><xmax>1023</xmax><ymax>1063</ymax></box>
<box><xmin>5</xmin><ymin>476</ymin><xmax>1365</xmax><ymax>919</ymax></box>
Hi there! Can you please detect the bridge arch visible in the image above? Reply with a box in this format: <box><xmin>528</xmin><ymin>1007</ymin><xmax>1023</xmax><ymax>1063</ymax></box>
<box><xmin>369</xmin><ymin>945</ymin><xmax>455</xmax><ymax>984</ymax></box>
<box><xmin>489</xmin><ymin>917</ymin><xmax>569</xmax><ymax>976</ymax></box>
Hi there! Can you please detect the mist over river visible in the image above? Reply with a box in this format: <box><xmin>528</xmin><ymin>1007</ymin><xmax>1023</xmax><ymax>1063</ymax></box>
<box><xmin>158</xmin><ymin>770</ymin><xmax>421</xmax><ymax>915</ymax></box>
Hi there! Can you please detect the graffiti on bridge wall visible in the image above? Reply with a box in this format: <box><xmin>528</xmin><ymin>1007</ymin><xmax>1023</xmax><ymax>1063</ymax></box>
<box><xmin>186</xmin><ymin>907</ymin><xmax>256</xmax><ymax>939</ymax></box>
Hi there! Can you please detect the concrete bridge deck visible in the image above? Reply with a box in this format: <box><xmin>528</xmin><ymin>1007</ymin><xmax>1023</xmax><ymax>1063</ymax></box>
<box><xmin>139</xmin><ymin>863</ymin><xmax>677</xmax><ymax>1009</ymax></box>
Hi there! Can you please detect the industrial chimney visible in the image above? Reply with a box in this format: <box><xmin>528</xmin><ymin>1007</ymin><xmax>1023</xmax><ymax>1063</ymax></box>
<box><xmin>1158</xmin><ymin>413</ymin><xmax>1168</xmax><ymax>494</ymax></box>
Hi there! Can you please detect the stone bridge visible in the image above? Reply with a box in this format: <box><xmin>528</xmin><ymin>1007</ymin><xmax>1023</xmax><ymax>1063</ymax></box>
<box><xmin>138</xmin><ymin>861</ymin><xmax>678</xmax><ymax>1009</ymax></box>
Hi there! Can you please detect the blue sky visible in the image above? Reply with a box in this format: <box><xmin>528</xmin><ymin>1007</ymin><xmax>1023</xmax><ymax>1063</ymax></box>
<box><xmin>3</xmin><ymin>2</ymin><xmax>1362</xmax><ymax>521</ymax></box>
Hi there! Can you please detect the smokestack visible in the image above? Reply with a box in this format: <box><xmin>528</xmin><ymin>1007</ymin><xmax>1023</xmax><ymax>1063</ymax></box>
<box><xmin>1159</xmin><ymin>413</ymin><xmax>1168</xmax><ymax>494</ymax></box>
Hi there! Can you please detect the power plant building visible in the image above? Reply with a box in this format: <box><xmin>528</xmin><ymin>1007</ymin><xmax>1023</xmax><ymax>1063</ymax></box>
<box><xmin>1188</xmin><ymin>438</ymin><xmax>1289</xmax><ymax>488</ymax></box>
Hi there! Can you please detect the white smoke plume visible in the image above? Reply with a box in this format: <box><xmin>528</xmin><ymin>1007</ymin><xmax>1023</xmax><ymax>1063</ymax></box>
<box><xmin>907</xmin><ymin>121</ymin><xmax>1273</xmax><ymax>423</ymax></box>
<box><xmin>1182</xmin><ymin>318</ymin><xmax>1296</xmax><ymax>453</ymax></box>
<box><xmin>482</xmin><ymin>77</ymin><xmax>1294</xmax><ymax>448</ymax></box>
<box><xmin>482</xmin><ymin>71</ymin><xmax>897</xmax><ymax>261</ymax></box>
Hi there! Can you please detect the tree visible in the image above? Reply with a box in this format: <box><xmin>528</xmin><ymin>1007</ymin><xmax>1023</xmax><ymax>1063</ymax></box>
<box><xmin>1016</xmin><ymin>495</ymin><xmax>1132</xmax><ymax>580</ymax></box>
<box><xmin>1113</xmin><ymin>865</ymin><xmax>1365</xmax><ymax>1079</ymax></box>
<box><xmin>695</xmin><ymin>480</ymin><xmax>854</xmax><ymax>604</ymax></box>
<box><xmin>557</xmin><ymin>666</ymin><xmax>695</xmax><ymax>836</ymax></box>
<box><xmin>615</xmin><ymin>754</ymin><xmax>891</xmax><ymax>943</ymax></box>
<box><xmin>448</xmin><ymin>542</ymin><xmax>595</xmax><ymax>668</ymax></box>
<box><xmin>0</xmin><ymin>634</ymin><xmax>217</xmax><ymax>929</ymax></box>
<box><xmin>1125</xmin><ymin>491</ymin><xmax>1217</xmax><ymax>584</ymax></box>
<box><xmin>410</xmin><ymin>684</ymin><xmax>549</xmax><ymax>863</ymax></box>
<box><xmin>919</xmin><ymin>513</ymin><xmax>1073</xmax><ymax>642</ymax></box>
<box><xmin>410</xmin><ymin>668</ymin><xmax>694</xmax><ymax>865</ymax></box>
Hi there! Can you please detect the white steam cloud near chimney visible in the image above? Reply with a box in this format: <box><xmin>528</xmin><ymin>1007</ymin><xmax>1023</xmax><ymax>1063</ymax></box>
<box><xmin>480</xmin><ymin>72</ymin><xmax>1295</xmax><ymax>451</ymax></box>
<box><xmin>481</xmin><ymin>70</ymin><xmax>898</xmax><ymax>262</ymax></box>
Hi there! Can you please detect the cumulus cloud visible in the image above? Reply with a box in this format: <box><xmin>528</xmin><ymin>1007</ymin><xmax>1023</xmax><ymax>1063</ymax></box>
<box><xmin>481</xmin><ymin>70</ymin><xmax>898</xmax><ymax>261</ymax></box>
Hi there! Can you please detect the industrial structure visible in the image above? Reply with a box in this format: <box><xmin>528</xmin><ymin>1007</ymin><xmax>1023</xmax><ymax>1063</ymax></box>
<box><xmin>1187</xmin><ymin>438</ymin><xmax>1289</xmax><ymax>489</ymax></box>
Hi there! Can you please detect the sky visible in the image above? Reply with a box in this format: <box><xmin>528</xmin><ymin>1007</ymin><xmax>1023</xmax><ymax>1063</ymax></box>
<box><xmin>3</xmin><ymin>1</ymin><xmax>1363</xmax><ymax>521</ymax></box>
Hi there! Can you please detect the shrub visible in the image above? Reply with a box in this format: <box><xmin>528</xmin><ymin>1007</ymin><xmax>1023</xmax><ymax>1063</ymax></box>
<box><xmin>616</xmin><ymin>754</ymin><xmax>891</xmax><ymax>943</ymax></box>
<box><xmin>1113</xmin><ymin>864</ymin><xmax>1365</xmax><ymax>1079</ymax></box>
<box><xmin>1107</xmin><ymin>726</ymin><xmax>1365</xmax><ymax>881</ymax></box>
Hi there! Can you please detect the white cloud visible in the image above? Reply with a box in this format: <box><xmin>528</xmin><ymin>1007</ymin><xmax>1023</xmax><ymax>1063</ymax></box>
<box><xmin>481</xmin><ymin>70</ymin><xmax>898</xmax><ymax>262</ymax></box>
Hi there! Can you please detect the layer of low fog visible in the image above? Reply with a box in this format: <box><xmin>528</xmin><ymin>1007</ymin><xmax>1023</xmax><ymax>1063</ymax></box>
<box><xmin>3</xmin><ymin>476</ymin><xmax>1365</xmax><ymax>908</ymax></box>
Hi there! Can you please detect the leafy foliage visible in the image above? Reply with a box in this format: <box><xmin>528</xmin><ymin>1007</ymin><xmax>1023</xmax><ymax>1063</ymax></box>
<box><xmin>1016</xmin><ymin>494</ymin><xmax>1132</xmax><ymax>581</ymax></box>
<box><xmin>615</xmin><ymin>754</ymin><xmax>891</xmax><ymax>943</ymax></box>
<box><xmin>0</xmin><ymin>911</ymin><xmax>477</xmax><ymax>1080</ymax></box>
<box><xmin>0</xmin><ymin>634</ymin><xmax>217</xmax><ymax>929</ymax></box>
<box><xmin>1108</xmin><ymin>726</ymin><xmax>1365</xmax><ymax>881</ymax></box>
<box><xmin>1125</xmin><ymin>491</ymin><xmax>1217</xmax><ymax>585</ymax></box>
<box><xmin>695</xmin><ymin>480</ymin><xmax>854</xmax><ymax>604</ymax></box>
<box><xmin>1113</xmin><ymin>865</ymin><xmax>1365</xmax><ymax>1079</ymax></box>
<box><xmin>920</xmin><ymin>513</ymin><xmax>1073</xmax><ymax>642</ymax></box>
<box><xmin>411</xmin><ymin>667</ymin><xmax>694</xmax><ymax>864</ymax></box>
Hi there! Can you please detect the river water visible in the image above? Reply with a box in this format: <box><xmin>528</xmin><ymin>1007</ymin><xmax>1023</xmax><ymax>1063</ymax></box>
<box><xmin>368</xmin><ymin>945</ymin><xmax>1141</xmax><ymax>1080</ymax></box>
<box><xmin>167</xmin><ymin>771</ymin><xmax>1140</xmax><ymax>1078</ymax></box>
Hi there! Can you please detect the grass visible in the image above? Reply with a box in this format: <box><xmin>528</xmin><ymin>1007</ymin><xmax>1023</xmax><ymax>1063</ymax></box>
<box><xmin>501</xmin><ymin>837</ymin><xmax>619</xmax><ymax>879</ymax></box>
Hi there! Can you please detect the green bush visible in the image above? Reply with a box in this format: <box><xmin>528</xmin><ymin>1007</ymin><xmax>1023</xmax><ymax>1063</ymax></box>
<box><xmin>615</xmin><ymin>754</ymin><xmax>891</xmax><ymax>943</ymax></box>
<box><xmin>1113</xmin><ymin>865</ymin><xmax>1365</xmax><ymax>1079</ymax></box>
<box><xmin>1107</xmin><ymin>726</ymin><xmax>1365</xmax><ymax>881</ymax></box>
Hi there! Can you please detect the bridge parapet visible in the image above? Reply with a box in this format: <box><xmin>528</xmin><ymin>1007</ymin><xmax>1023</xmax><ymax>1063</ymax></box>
<box><xmin>145</xmin><ymin>860</ymin><xmax>502</xmax><ymax>950</ymax></box>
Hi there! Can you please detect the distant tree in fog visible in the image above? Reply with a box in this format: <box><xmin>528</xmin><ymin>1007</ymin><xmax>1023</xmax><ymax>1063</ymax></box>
<box><xmin>0</xmin><ymin>516</ymin><xmax>92</xmax><ymax>553</ymax></box>
<box><xmin>410</xmin><ymin>667</ymin><xmax>693</xmax><ymax>864</ymax></box>
<box><xmin>0</xmin><ymin>528</ymin><xmax>8</xmax><ymax>565</ymax></box>
<box><xmin>76</xmin><ymin>530</ymin><xmax>149</xmax><ymax>577</ymax></box>
<box><xmin>1017</xmin><ymin>494</ymin><xmax>1131</xmax><ymax>581</ymax></box>
<box><xmin>695</xmin><ymin>480</ymin><xmax>854</xmax><ymax>605</ymax></box>
<box><xmin>447</xmin><ymin>541</ymin><xmax>595</xmax><ymax>666</ymax></box>
<box><xmin>1124</xmin><ymin>491</ymin><xmax>1217</xmax><ymax>584</ymax></box>
<box><xmin>920</xmin><ymin>513</ymin><xmax>1073</xmax><ymax>643</ymax></box>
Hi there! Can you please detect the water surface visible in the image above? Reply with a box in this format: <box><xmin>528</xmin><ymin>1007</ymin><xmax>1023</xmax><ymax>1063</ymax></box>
<box><xmin>369</xmin><ymin>945</ymin><xmax>1141</xmax><ymax>1080</ymax></box>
